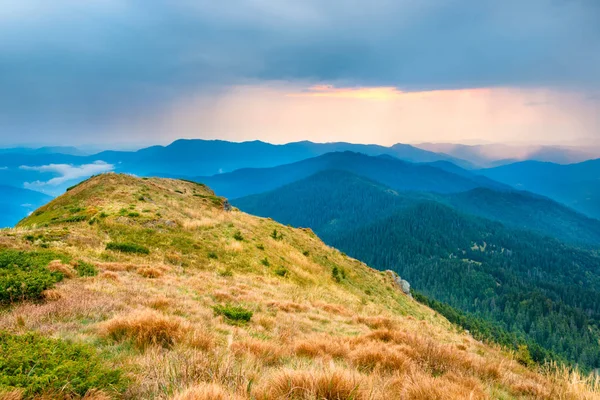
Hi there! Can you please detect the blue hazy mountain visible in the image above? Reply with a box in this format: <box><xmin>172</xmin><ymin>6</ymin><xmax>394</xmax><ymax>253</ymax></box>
<box><xmin>196</xmin><ymin>151</ymin><xmax>502</xmax><ymax>199</ymax></box>
<box><xmin>233</xmin><ymin>169</ymin><xmax>600</xmax><ymax>246</ymax></box>
<box><xmin>100</xmin><ymin>139</ymin><xmax>472</xmax><ymax>176</ymax></box>
<box><xmin>478</xmin><ymin>159</ymin><xmax>600</xmax><ymax>219</ymax></box>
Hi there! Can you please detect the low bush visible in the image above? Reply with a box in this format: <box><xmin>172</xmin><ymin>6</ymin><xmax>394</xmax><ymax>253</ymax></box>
<box><xmin>213</xmin><ymin>304</ymin><xmax>253</xmax><ymax>323</ymax></box>
<box><xmin>63</xmin><ymin>215</ymin><xmax>87</xmax><ymax>223</ymax></box>
<box><xmin>233</xmin><ymin>231</ymin><xmax>244</xmax><ymax>241</ymax></box>
<box><xmin>274</xmin><ymin>266</ymin><xmax>288</xmax><ymax>277</ymax></box>
<box><xmin>106</xmin><ymin>242</ymin><xmax>150</xmax><ymax>255</ymax></box>
<box><xmin>0</xmin><ymin>250</ymin><xmax>67</xmax><ymax>304</ymax></box>
<box><xmin>0</xmin><ymin>331</ymin><xmax>124</xmax><ymax>398</ymax></box>
<box><xmin>74</xmin><ymin>260</ymin><xmax>98</xmax><ymax>277</ymax></box>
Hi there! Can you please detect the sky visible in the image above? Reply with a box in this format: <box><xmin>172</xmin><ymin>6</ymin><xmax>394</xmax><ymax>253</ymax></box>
<box><xmin>1</xmin><ymin>0</ymin><xmax>599</xmax><ymax>148</ymax></box>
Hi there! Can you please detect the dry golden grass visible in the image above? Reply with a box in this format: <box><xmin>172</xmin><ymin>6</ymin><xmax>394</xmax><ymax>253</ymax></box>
<box><xmin>0</xmin><ymin>390</ymin><xmax>24</xmax><ymax>400</ymax></box>
<box><xmin>253</xmin><ymin>368</ymin><xmax>367</xmax><ymax>400</ymax></box>
<box><xmin>171</xmin><ymin>383</ymin><xmax>237</xmax><ymax>400</ymax></box>
<box><xmin>1</xmin><ymin>174</ymin><xmax>599</xmax><ymax>399</ymax></box>
<box><xmin>47</xmin><ymin>259</ymin><xmax>77</xmax><ymax>278</ymax></box>
<box><xmin>137</xmin><ymin>266</ymin><xmax>163</xmax><ymax>278</ymax></box>
<box><xmin>100</xmin><ymin>309</ymin><xmax>188</xmax><ymax>349</ymax></box>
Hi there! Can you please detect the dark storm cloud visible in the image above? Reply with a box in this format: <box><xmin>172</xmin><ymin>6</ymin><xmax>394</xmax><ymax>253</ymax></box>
<box><xmin>1</xmin><ymin>0</ymin><xmax>599</xmax><ymax>138</ymax></box>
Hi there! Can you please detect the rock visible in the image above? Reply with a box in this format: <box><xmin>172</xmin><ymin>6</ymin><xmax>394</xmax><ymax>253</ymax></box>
<box><xmin>386</xmin><ymin>270</ymin><xmax>412</xmax><ymax>297</ymax></box>
<box><xmin>223</xmin><ymin>200</ymin><xmax>232</xmax><ymax>212</ymax></box>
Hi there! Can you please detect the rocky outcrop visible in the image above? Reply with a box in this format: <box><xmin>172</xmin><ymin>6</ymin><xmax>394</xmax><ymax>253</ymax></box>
<box><xmin>386</xmin><ymin>270</ymin><xmax>412</xmax><ymax>297</ymax></box>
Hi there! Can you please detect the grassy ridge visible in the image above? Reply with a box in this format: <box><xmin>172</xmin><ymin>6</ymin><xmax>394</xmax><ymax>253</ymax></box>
<box><xmin>0</xmin><ymin>173</ymin><xmax>597</xmax><ymax>399</ymax></box>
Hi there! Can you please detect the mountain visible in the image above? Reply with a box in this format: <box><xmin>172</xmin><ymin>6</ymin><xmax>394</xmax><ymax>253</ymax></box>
<box><xmin>0</xmin><ymin>146</ymin><xmax>88</xmax><ymax>156</ymax></box>
<box><xmin>0</xmin><ymin>139</ymin><xmax>469</xmax><ymax>199</ymax></box>
<box><xmin>416</xmin><ymin>143</ymin><xmax>599</xmax><ymax>167</ymax></box>
<box><xmin>0</xmin><ymin>185</ymin><xmax>53</xmax><ymax>228</ymax></box>
<box><xmin>478</xmin><ymin>159</ymin><xmax>600</xmax><ymax>219</ymax></box>
<box><xmin>234</xmin><ymin>170</ymin><xmax>600</xmax><ymax>247</ymax></box>
<box><xmin>196</xmin><ymin>151</ymin><xmax>501</xmax><ymax>199</ymax></box>
<box><xmin>0</xmin><ymin>173</ymin><xmax>587</xmax><ymax>398</ymax></box>
<box><xmin>234</xmin><ymin>170</ymin><xmax>600</xmax><ymax>367</ymax></box>
<box><xmin>446</xmin><ymin>188</ymin><xmax>600</xmax><ymax>246</ymax></box>
<box><xmin>103</xmin><ymin>139</ymin><xmax>472</xmax><ymax>176</ymax></box>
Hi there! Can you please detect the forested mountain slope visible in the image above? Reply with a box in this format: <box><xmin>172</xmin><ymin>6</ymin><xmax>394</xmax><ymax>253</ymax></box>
<box><xmin>234</xmin><ymin>170</ymin><xmax>600</xmax><ymax>368</ymax></box>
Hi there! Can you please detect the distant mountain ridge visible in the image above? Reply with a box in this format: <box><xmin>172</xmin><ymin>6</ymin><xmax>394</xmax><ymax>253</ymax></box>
<box><xmin>233</xmin><ymin>169</ymin><xmax>600</xmax><ymax>246</ymax></box>
<box><xmin>416</xmin><ymin>142</ymin><xmax>600</xmax><ymax>167</ymax></box>
<box><xmin>478</xmin><ymin>159</ymin><xmax>600</xmax><ymax>219</ymax></box>
<box><xmin>195</xmin><ymin>151</ymin><xmax>507</xmax><ymax>199</ymax></box>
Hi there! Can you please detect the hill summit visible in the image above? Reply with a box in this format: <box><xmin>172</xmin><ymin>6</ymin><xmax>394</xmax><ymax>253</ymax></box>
<box><xmin>0</xmin><ymin>173</ymin><xmax>597</xmax><ymax>399</ymax></box>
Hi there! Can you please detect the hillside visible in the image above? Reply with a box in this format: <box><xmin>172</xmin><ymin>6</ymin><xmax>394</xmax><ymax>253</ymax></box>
<box><xmin>196</xmin><ymin>152</ymin><xmax>498</xmax><ymax>199</ymax></box>
<box><xmin>0</xmin><ymin>173</ymin><xmax>595</xmax><ymax>399</ymax></box>
<box><xmin>0</xmin><ymin>185</ymin><xmax>53</xmax><ymax>228</ymax></box>
<box><xmin>233</xmin><ymin>170</ymin><xmax>600</xmax><ymax>367</ymax></box>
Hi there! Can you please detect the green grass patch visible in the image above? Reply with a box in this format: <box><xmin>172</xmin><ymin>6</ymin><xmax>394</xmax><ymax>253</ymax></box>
<box><xmin>0</xmin><ymin>331</ymin><xmax>125</xmax><ymax>397</ymax></box>
<box><xmin>74</xmin><ymin>260</ymin><xmax>98</xmax><ymax>277</ymax></box>
<box><xmin>105</xmin><ymin>242</ymin><xmax>150</xmax><ymax>255</ymax></box>
<box><xmin>213</xmin><ymin>304</ymin><xmax>253</xmax><ymax>323</ymax></box>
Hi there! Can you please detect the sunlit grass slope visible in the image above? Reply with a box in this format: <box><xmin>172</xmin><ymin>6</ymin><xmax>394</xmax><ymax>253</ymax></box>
<box><xmin>0</xmin><ymin>173</ymin><xmax>598</xmax><ymax>399</ymax></box>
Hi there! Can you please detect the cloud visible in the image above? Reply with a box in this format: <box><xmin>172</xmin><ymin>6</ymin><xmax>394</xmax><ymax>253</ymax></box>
<box><xmin>0</xmin><ymin>167</ymin><xmax>7</xmax><ymax>170</ymax></box>
<box><xmin>1</xmin><ymin>0</ymin><xmax>599</xmax><ymax>143</ymax></box>
<box><xmin>20</xmin><ymin>161</ymin><xmax>114</xmax><ymax>188</ymax></box>
<box><xmin>288</xmin><ymin>85</ymin><xmax>404</xmax><ymax>100</ymax></box>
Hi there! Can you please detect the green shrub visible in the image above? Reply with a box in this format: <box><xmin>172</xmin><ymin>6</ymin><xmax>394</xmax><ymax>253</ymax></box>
<box><xmin>218</xmin><ymin>268</ymin><xmax>233</xmax><ymax>277</ymax></box>
<box><xmin>213</xmin><ymin>304</ymin><xmax>253</xmax><ymax>323</ymax></box>
<box><xmin>233</xmin><ymin>231</ymin><xmax>244</xmax><ymax>241</ymax></box>
<box><xmin>332</xmin><ymin>266</ymin><xmax>341</xmax><ymax>283</ymax></box>
<box><xmin>63</xmin><ymin>215</ymin><xmax>87</xmax><ymax>223</ymax></box>
<box><xmin>261</xmin><ymin>257</ymin><xmax>270</xmax><ymax>267</ymax></box>
<box><xmin>106</xmin><ymin>242</ymin><xmax>149</xmax><ymax>255</ymax></box>
<box><xmin>274</xmin><ymin>266</ymin><xmax>288</xmax><ymax>277</ymax></box>
<box><xmin>516</xmin><ymin>344</ymin><xmax>535</xmax><ymax>367</ymax></box>
<box><xmin>256</xmin><ymin>244</ymin><xmax>265</xmax><ymax>250</ymax></box>
<box><xmin>74</xmin><ymin>261</ymin><xmax>98</xmax><ymax>277</ymax></box>
<box><xmin>208</xmin><ymin>252</ymin><xmax>218</xmax><ymax>259</ymax></box>
<box><xmin>0</xmin><ymin>332</ymin><xmax>125</xmax><ymax>397</ymax></box>
<box><xmin>0</xmin><ymin>250</ymin><xmax>67</xmax><ymax>304</ymax></box>
<box><xmin>128</xmin><ymin>212</ymin><xmax>140</xmax><ymax>218</ymax></box>
<box><xmin>302</xmin><ymin>250</ymin><xmax>310</xmax><ymax>257</ymax></box>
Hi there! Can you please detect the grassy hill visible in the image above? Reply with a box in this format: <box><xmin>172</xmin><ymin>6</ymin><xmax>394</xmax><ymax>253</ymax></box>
<box><xmin>0</xmin><ymin>173</ymin><xmax>597</xmax><ymax>399</ymax></box>
<box><xmin>233</xmin><ymin>170</ymin><xmax>600</xmax><ymax>368</ymax></box>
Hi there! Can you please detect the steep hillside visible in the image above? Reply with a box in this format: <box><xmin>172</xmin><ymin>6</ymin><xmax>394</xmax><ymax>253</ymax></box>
<box><xmin>196</xmin><ymin>152</ymin><xmax>498</xmax><ymax>199</ymax></box>
<box><xmin>233</xmin><ymin>170</ymin><xmax>600</xmax><ymax>367</ymax></box>
<box><xmin>0</xmin><ymin>173</ymin><xmax>595</xmax><ymax>399</ymax></box>
<box><xmin>0</xmin><ymin>185</ymin><xmax>53</xmax><ymax>228</ymax></box>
